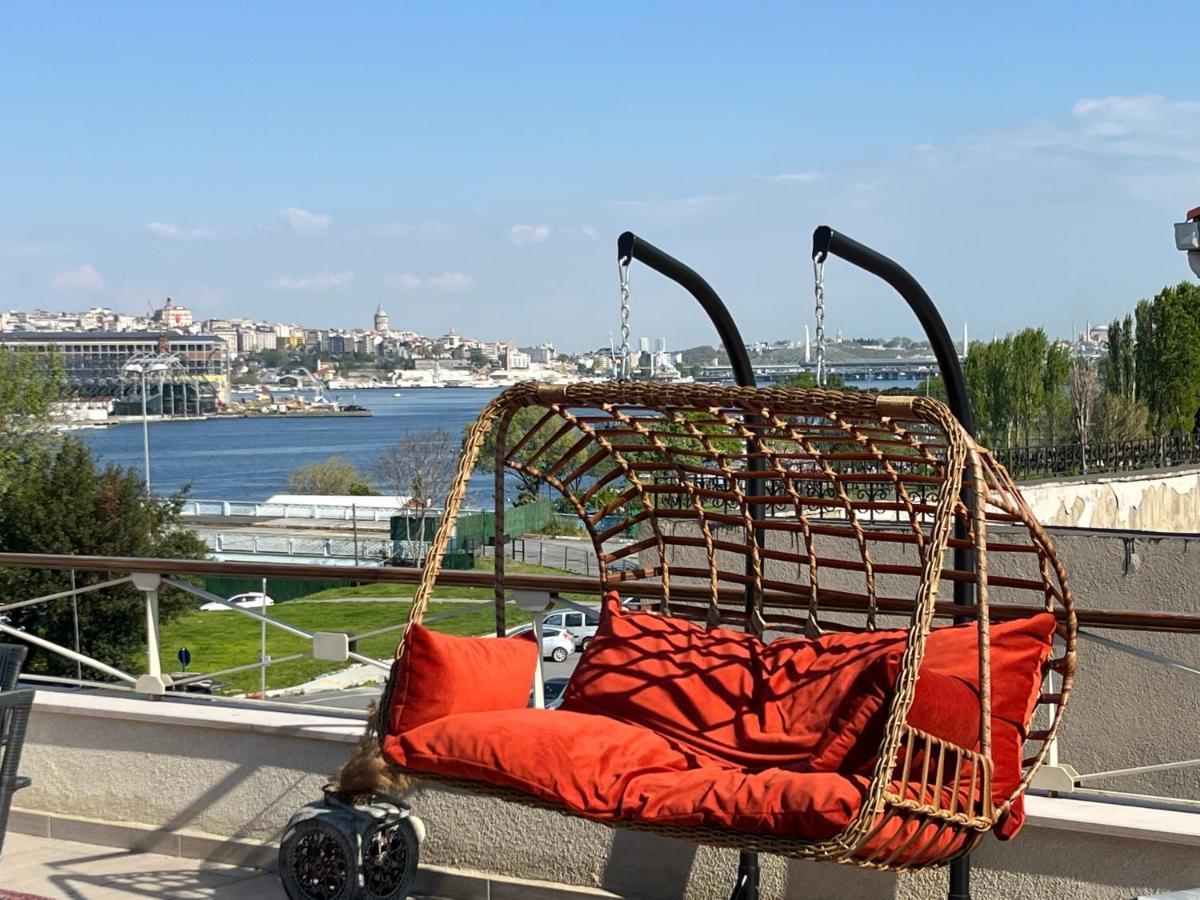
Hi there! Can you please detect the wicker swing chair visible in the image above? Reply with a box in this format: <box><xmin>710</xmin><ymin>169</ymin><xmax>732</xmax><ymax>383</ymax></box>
<box><xmin>348</xmin><ymin>380</ymin><xmax>1076</xmax><ymax>873</ymax></box>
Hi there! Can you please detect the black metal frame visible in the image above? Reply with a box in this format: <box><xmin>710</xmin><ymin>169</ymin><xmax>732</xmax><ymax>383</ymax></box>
<box><xmin>617</xmin><ymin>231</ymin><xmax>761</xmax><ymax>900</ymax></box>
<box><xmin>616</xmin><ymin>229</ymin><xmax>977</xmax><ymax>900</ymax></box>
<box><xmin>813</xmin><ymin>226</ymin><xmax>976</xmax><ymax>900</ymax></box>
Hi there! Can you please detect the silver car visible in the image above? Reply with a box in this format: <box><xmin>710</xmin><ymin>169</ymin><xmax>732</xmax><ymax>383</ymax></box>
<box><xmin>542</xmin><ymin>609</ymin><xmax>599</xmax><ymax>650</ymax></box>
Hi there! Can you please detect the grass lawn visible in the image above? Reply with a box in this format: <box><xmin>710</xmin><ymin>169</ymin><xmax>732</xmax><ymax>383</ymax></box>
<box><xmin>157</xmin><ymin>557</ymin><xmax>602</xmax><ymax>695</ymax></box>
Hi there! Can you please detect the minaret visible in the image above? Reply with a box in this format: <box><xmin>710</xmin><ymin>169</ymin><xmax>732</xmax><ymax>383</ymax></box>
<box><xmin>963</xmin><ymin>322</ymin><xmax>969</xmax><ymax>356</ymax></box>
<box><xmin>804</xmin><ymin>325</ymin><xmax>811</xmax><ymax>363</ymax></box>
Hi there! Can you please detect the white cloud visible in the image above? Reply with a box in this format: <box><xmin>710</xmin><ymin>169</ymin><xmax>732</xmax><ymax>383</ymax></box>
<box><xmin>385</xmin><ymin>273</ymin><xmax>422</xmax><ymax>290</ymax></box>
<box><xmin>148</xmin><ymin>221</ymin><xmax>218</xmax><ymax>240</ymax></box>
<box><xmin>510</xmin><ymin>224</ymin><xmax>552</xmax><ymax>246</ymax></box>
<box><xmin>280</xmin><ymin>207</ymin><xmax>332</xmax><ymax>235</ymax></box>
<box><xmin>271</xmin><ymin>271</ymin><xmax>354</xmax><ymax>290</ymax></box>
<box><xmin>972</xmin><ymin>95</ymin><xmax>1200</xmax><ymax>166</ymax></box>
<box><xmin>50</xmin><ymin>264</ymin><xmax>104</xmax><ymax>292</ymax></box>
<box><xmin>756</xmin><ymin>171</ymin><xmax>821</xmax><ymax>183</ymax></box>
<box><xmin>427</xmin><ymin>272</ymin><xmax>473</xmax><ymax>291</ymax></box>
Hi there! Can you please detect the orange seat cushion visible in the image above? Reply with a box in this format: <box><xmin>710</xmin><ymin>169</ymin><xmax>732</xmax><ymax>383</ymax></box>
<box><xmin>384</xmin><ymin>707</ymin><xmax>973</xmax><ymax>864</ymax></box>
<box><xmin>381</xmin><ymin>595</ymin><xmax>1054</xmax><ymax>851</ymax></box>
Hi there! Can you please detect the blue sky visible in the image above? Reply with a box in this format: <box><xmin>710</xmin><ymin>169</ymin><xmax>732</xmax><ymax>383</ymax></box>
<box><xmin>1</xmin><ymin>2</ymin><xmax>1198</xmax><ymax>351</ymax></box>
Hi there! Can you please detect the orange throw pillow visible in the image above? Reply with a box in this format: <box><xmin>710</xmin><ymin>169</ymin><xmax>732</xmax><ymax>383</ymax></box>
<box><xmin>386</xmin><ymin>623</ymin><xmax>538</xmax><ymax>735</ymax></box>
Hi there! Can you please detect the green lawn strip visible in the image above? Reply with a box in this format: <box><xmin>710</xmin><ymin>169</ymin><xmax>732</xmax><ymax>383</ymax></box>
<box><xmin>158</xmin><ymin>556</ymin><xmax>605</xmax><ymax>695</ymax></box>
<box><xmin>158</xmin><ymin>600</ymin><xmax>534</xmax><ymax>695</ymax></box>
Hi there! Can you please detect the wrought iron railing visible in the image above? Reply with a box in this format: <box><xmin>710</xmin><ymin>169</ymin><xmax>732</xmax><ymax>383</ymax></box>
<box><xmin>995</xmin><ymin>434</ymin><xmax>1200</xmax><ymax>481</ymax></box>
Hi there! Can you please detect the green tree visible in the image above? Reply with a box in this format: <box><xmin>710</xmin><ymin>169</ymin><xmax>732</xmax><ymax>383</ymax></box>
<box><xmin>0</xmin><ymin>350</ymin><xmax>63</xmax><ymax>489</ymax></box>
<box><xmin>1105</xmin><ymin>315</ymin><xmax>1136</xmax><ymax>399</ymax></box>
<box><xmin>1135</xmin><ymin>283</ymin><xmax>1200</xmax><ymax>433</ymax></box>
<box><xmin>782</xmin><ymin>371</ymin><xmax>846</xmax><ymax>390</ymax></box>
<box><xmin>0</xmin><ymin>438</ymin><xmax>209</xmax><ymax>678</ymax></box>
<box><xmin>288</xmin><ymin>456</ymin><xmax>376</xmax><ymax>495</ymax></box>
<box><xmin>1091</xmin><ymin>392</ymin><xmax>1151</xmax><ymax>445</ymax></box>
<box><xmin>1010</xmin><ymin>328</ymin><xmax>1048</xmax><ymax>448</ymax></box>
<box><xmin>1042</xmin><ymin>342</ymin><xmax>1072</xmax><ymax>445</ymax></box>
<box><xmin>965</xmin><ymin>338</ymin><xmax>1015</xmax><ymax>449</ymax></box>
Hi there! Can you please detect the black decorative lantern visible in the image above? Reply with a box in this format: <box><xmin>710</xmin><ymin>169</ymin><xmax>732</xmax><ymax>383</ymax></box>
<box><xmin>279</xmin><ymin>789</ymin><xmax>423</xmax><ymax>900</ymax></box>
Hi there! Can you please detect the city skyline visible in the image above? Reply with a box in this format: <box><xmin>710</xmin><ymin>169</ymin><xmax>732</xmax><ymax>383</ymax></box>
<box><xmin>1</xmin><ymin>4</ymin><xmax>1197</xmax><ymax>348</ymax></box>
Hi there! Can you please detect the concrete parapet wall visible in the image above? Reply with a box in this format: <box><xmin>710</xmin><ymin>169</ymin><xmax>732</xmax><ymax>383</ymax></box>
<box><xmin>15</xmin><ymin>687</ymin><xmax>1200</xmax><ymax>898</ymax></box>
<box><xmin>1022</xmin><ymin>466</ymin><xmax>1200</xmax><ymax>532</ymax></box>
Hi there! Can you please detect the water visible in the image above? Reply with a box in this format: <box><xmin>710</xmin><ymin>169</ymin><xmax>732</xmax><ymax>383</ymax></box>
<box><xmin>78</xmin><ymin>388</ymin><xmax>501</xmax><ymax>502</ymax></box>
<box><xmin>78</xmin><ymin>378</ymin><xmax>929</xmax><ymax>502</ymax></box>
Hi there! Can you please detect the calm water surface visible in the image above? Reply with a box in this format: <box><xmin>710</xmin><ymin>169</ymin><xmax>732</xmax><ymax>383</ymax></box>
<box><xmin>80</xmin><ymin>379</ymin><xmax>927</xmax><ymax>502</ymax></box>
<box><xmin>79</xmin><ymin>388</ymin><xmax>500</xmax><ymax>502</ymax></box>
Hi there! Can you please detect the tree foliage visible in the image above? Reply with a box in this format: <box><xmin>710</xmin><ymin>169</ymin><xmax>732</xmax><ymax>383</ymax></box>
<box><xmin>965</xmin><ymin>330</ymin><xmax>1079</xmax><ymax>449</ymax></box>
<box><xmin>373</xmin><ymin>428</ymin><xmax>459</xmax><ymax>559</ymax></box>
<box><xmin>0</xmin><ymin>350</ymin><xmax>63</xmax><ymax>491</ymax></box>
<box><xmin>0</xmin><ymin>439</ymin><xmax>209</xmax><ymax>678</ymax></box>
<box><xmin>287</xmin><ymin>456</ymin><xmax>375</xmax><ymax>495</ymax></box>
<box><xmin>1131</xmin><ymin>283</ymin><xmax>1200</xmax><ymax>434</ymax></box>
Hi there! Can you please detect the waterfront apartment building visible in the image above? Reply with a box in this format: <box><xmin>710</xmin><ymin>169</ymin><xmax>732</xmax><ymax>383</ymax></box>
<box><xmin>0</xmin><ymin>331</ymin><xmax>231</xmax><ymax>411</ymax></box>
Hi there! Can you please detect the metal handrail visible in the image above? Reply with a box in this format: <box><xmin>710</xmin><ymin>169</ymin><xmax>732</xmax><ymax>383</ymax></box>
<box><xmin>2</xmin><ymin>551</ymin><xmax>1200</xmax><ymax>634</ymax></box>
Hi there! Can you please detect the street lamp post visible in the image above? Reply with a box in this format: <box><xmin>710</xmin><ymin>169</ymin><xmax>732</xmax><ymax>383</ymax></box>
<box><xmin>124</xmin><ymin>357</ymin><xmax>171</xmax><ymax>495</ymax></box>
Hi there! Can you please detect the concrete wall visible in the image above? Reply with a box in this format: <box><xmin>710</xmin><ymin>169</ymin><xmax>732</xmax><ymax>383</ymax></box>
<box><xmin>17</xmin><ymin>693</ymin><xmax>1200</xmax><ymax>899</ymax></box>
<box><xmin>1022</xmin><ymin>466</ymin><xmax>1200</xmax><ymax>532</ymax></box>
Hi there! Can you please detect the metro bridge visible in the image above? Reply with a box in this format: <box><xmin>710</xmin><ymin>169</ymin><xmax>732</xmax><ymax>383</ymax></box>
<box><xmin>695</xmin><ymin>342</ymin><xmax>952</xmax><ymax>384</ymax></box>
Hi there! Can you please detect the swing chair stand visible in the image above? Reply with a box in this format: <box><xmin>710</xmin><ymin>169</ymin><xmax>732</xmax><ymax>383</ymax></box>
<box><xmin>339</xmin><ymin>229</ymin><xmax>1076</xmax><ymax>900</ymax></box>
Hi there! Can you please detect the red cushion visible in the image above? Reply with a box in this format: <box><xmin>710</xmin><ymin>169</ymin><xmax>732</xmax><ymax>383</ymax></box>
<box><xmin>384</xmin><ymin>707</ymin><xmax>973</xmax><ymax>864</ymax></box>
<box><xmin>562</xmin><ymin>594</ymin><xmax>1055</xmax><ymax>838</ymax></box>
<box><xmin>386</xmin><ymin>624</ymin><xmax>538</xmax><ymax>735</ymax></box>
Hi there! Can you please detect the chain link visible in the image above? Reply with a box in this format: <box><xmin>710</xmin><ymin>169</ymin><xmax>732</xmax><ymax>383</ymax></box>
<box><xmin>813</xmin><ymin>256</ymin><xmax>826</xmax><ymax>387</ymax></box>
<box><xmin>618</xmin><ymin>260</ymin><xmax>632</xmax><ymax>380</ymax></box>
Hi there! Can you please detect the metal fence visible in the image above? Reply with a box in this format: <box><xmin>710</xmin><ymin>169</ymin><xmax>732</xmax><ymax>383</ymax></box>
<box><xmin>180</xmin><ymin>499</ymin><xmax>402</xmax><ymax>522</ymax></box>
<box><xmin>198</xmin><ymin>531</ymin><xmax>396</xmax><ymax>563</ymax></box>
<box><xmin>995</xmin><ymin>434</ymin><xmax>1200</xmax><ymax>481</ymax></box>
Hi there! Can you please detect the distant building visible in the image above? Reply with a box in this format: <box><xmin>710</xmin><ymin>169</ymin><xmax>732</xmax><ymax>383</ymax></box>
<box><xmin>505</xmin><ymin>349</ymin><xmax>531</xmax><ymax>370</ymax></box>
<box><xmin>374</xmin><ymin>304</ymin><xmax>390</xmax><ymax>333</ymax></box>
<box><xmin>153</xmin><ymin>298</ymin><xmax>193</xmax><ymax>329</ymax></box>
<box><xmin>0</xmin><ymin>331</ymin><xmax>229</xmax><ymax>408</ymax></box>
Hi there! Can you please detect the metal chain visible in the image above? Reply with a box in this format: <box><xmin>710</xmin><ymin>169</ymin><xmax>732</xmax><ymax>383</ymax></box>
<box><xmin>618</xmin><ymin>260</ymin><xmax>632</xmax><ymax>380</ymax></box>
<box><xmin>813</xmin><ymin>256</ymin><xmax>826</xmax><ymax>386</ymax></box>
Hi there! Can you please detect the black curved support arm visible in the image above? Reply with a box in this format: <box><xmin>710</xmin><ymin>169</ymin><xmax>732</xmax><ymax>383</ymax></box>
<box><xmin>812</xmin><ymin>226</ymin><xmax>974</xmax><ymax>438</ymax></box>
<box><xmin>617</xmin><ymin>230</ymin><xmax>762</xmax><ymax>900</ymax></box>
<box><xmin>812</xmin><ymin>227</ymin><xmax>975</xmax><ymax>900</ymax></box>
<box><xmin>618</xmin><ymin>231</ymin><xmax>756</xmax><ymax>389</ymax></box>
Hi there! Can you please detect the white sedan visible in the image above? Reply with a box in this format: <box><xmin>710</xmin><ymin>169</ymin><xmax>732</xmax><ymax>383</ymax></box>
<box><xmin>199</xmin><ymin>592</ymin><xmax>276</xmax><ymax>612</ymax></box>
<box><xmin>506</xmin><ymin>624</ymin><xmax>575</xmax><ymax>663</ymax></box>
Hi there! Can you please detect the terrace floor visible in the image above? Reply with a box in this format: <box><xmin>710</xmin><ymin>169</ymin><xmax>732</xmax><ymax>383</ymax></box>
<box><xmin>0</xmin><ymin>832</ymin><xmax>473</xmax><ymax>899</ymax></box>
<box><xmin>1</xmin><ymin>833</ymin><xmax>280</xmax><ymax>899</ymax></box>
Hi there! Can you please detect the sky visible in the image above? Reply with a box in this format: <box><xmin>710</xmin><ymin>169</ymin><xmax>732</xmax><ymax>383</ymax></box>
<box><xmin>1</xmin><ymin>2</ymin><xmax>1198</xmax><ymax>352</ymax></box>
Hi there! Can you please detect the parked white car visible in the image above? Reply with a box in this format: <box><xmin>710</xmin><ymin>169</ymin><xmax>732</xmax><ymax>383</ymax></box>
<box><xmin>542</xmin><ymin>608</ymin><xmax>600</xmax><ymax>650</ymax></box>
<box><xmin>507</xmin><ymin>624</ymin><xmax>574</xmax><ymax>663</ymax></box>
<box><xmin>199</xmin><ymin>592</ymin><xmax>275</xmax><ymax>612</ymax></box>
